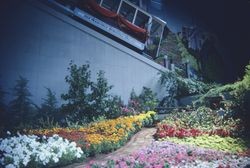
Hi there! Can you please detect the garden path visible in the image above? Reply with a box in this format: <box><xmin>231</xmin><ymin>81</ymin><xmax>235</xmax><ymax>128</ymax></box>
<box><xmin>65</xmin><ymin>127</ymin><xmax>156</xmax><ymax>168</ymax></box>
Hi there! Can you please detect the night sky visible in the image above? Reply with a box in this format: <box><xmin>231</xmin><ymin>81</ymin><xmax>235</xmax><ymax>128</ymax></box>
<box><xmin>159</xmin><ymin>0</ymin><xmax>250</xmax><ymax>81</ymax></box>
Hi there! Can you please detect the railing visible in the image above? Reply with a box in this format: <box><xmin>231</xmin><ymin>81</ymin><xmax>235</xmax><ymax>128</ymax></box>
<box><xmin>46</xmin><ymin>0</ymin><xmax>166</xmax><ymax>60</ymax></box>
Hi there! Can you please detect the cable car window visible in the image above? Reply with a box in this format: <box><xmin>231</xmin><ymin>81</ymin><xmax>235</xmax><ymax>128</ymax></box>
<box><xmin>134</xmin><ymin>10</ymin><xmax>150</xmax><ymax>29</ymax></box>
<box><xmin>101</xmin><ymin>0</ymin><xmax>121</xmax><ymax>12</ymax></box>
<box><xmin>95</xmin><ymin>0</ymin><xmax>101</xmax><ymax>4</ymax></box>
<box><xmin>119</xmin><ymin>1</ymin><xmax>136</xmax><ymax>22</ymax></box>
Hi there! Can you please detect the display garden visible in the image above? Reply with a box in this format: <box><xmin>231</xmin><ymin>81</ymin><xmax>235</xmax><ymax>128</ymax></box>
<box><xmin>0</xmin><ymin>62</ymin><xmax>250</xmax><ymax>168</ymax></box>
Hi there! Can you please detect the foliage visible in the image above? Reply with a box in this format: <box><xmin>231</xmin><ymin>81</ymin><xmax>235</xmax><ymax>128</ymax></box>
<box><xmin>194</xmin><ymin>62</ymin><xmax>250</xmax><ymax>134</ymax></box>
<box><xmin>36</xmin><ymin>117</ymin><xmax>60</xmax><ymax>129</ymax></box>
<box><xmin>61</xmin><ymin>62</ymin><xmax>118</xmax><ymax>122</ymax></box>
<box><xmin>139</xmin><ymin>87</ymin><xmax>159</xmax><ymax>111</ymax></box>
<box><xmin>159</xmin><ymin>32</ymin><xmax>181</xmax><ymax>62</ymax></box>
<box><xmin>159</xmin><ymin>32</ymin><xmax>200</xmax><ymax>71</ymax></box>
<box><xmin>155</xmin><ymin>106</ymin><xmax>242</xmax><ymax>139</ymax></box>
<box><xmin>0</xmin><ymin>133</ymin><xmax>85</xmax><ymax>168</ymax></box>
<box><xmin>128</xmin><ymin>87</ymin><xmax>159</xmax><ymax>113</ymax></box>
<box><xmin>28</xmin><ymin>111</ymin><xmax>157</xmax><ymax>157</ymax></box>
<box><xmin>9</xmin><ymin>76</ymin><xmax>35</xmax><ymax>125</ymax></box>
<box><xmin>61</xmin><ymin>61</ymin><xmax>92</xmax><ymax>122</ymax></box>
<box><xmin>39</xmin><ymin>88</ymin><xmax>58</xmax><ymax>119</ymax></box>
<box><xmin>195</xmin><ymin>62</ymin><xmax>250</xmax><ymax>106</ymax></box>
<box><xmin>90</xmin><ymin>70</ymin><xmax>113</xmax><ymax>116</ymax></box>
<box><xmin>160</xmin><ymin>71</ymin><xmax>209</xmax><ymax>97</ymax></box>
<box><xmin>176</xmin><ymin>35</ymin><xmax>200</xmax><ymax>71</ymax></box>
<box><xmin>127</xmin><ymin>89</ymin><xmax>141</xmax><ymax>113</ymax></box>
<box><xmin>104</xmin><ymin>95</ymin><xmax>123</xmax><ymax>119</ymax></box>
<box><xmin>161</xmin><ymin>135</ymin><xmax>249</xmax><ymax>153</ymax></box>
<box><xmin>159</xmin><ymin>71</ymin><xmax>210</xmax><ymax>107</ymax></box>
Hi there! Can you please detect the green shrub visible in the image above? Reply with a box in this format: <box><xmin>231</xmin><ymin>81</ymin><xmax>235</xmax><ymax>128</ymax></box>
<box><xmin>39</xmin><ymin>88</ymin><xmax>58</xmax><ymax>120</ymax></box>
<box><xmin>139</xmin><ymin>87</ymin><xmax>159</xmax><ymax>111</ymax></box>
<box><xmin>61</xmin><ymin>61</ymin><xmax>92</xmax><ymax>122</ymax></box>
<box><xmin>90</xmin><ymin>70</ymin><xmax>113</xmax><ymax>116</ymax></box>
<box><xmin>105</xmin><ymin>95</ymin><xmax>123</xmax><ymax>119</ymax></box>
<box><xmin>9</xmin><ymin>76</ymin><xmax>36</xmax><ymax>126</ymax></box>
<box><xmin>159</xmin><ymin>71</ymin><xmax>211</xmax><ymax>108</ymax></box>
<box><xmin>61</xmin><ymin>62</ymin><xmax>123</xmax><ymax>122</ymax></box>
<box><xmin>194</xmin><ymin>63</ymin><xmax>250</xmax><ymax>135</ymax></box>
<box><xmin>128</xmin><ymin>87</ymin><xmax>159</xmax><ymax>113</ymax></box>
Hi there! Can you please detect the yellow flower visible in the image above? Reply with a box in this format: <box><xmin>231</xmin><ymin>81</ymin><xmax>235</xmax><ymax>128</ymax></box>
<box><xmin>27</xmin><ymin>111</ymin><xmax>156</xmax><ymax>147</ymax></box>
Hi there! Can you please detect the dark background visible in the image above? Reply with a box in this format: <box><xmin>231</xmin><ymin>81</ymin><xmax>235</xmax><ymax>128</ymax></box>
<box><xmin>160</xmin><ymin>0</ymin><xmax>250</xmax><ymax>82</ymax></box>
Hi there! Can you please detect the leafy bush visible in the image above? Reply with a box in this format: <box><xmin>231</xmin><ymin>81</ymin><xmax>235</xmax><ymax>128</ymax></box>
<box><xmin>195</xmin><ymin>62</ymin><xmax>250</xmax><ymax>106</ymax></box>
<box><xmin>128</xmin><ymin>87</ymin><xmax>159</xmax><ymax>113</ymax></box>
<box><xmin>159</xmin><ymin>71</ymin><xmax>211</xmax><ymax>107</ymax></box>
<box><xmin>194</xmin><ymin>63</ymin><xmax>250</xmax><ymax>135</ymax></box>
<box><xmin>90</xmin><ymin>70</ymin><xmax>113</xmax><ymax>116</ymax></box>
<box><xmin>61</xmin><ymin>61</ymin><xmax>92</xmax><ymax>122</ymax></box>
<box><xmin>61</xmin><ymin>62</ymin><xmax>121</xmax><ymax>123</ymax></box>
<box><xmin>104</xmin><ymin>95</ymin><xmax>123</xmax><ymax>119</ymax></box>
<box><xmin>139</xmin><ymin>87</ymin><xmax>159</xmax><ymax>111</ymax></box>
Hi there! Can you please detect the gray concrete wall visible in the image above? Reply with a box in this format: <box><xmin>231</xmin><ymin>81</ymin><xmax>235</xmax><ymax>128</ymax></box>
<box><xmin>0</xmin><ymin>1</ymin><xmax>166</xmax><ymax>105</ymax></box>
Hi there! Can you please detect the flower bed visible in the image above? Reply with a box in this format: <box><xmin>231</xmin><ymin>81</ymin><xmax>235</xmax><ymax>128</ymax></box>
<box><xmin>0</xmin><ymin>134</ymin><xmax>85</xmax><ymax>168</ymax></box>
<box><xmin>87</xmin><ymin>141</ymin><xmax>250</xmax><ymax>168</ymax></box>
<box><xmin>155</xmin><ymin>107</ymin><xmax>242</xmax><ymax>139</ymax></box>
<box><xmin>161</xmin><ymin>135</ymin><xmax>248</xmax><ymax>153</ymax></box>
<box><xmin>154</xmin><ymin>124</ymin><xmax>231</xmax><ymax>139</ymax></box>
<box><xmin>28</xmin><ymin>111</ymin><xmax>157</xmax><ymax>156</ymax></box>
<box><xmin>154</xmin><ymin>107</ymin><xmax>250</xmax><ymax>157</ymax></box>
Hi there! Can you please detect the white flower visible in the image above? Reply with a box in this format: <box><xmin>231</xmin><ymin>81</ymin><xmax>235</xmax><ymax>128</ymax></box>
<box><xmin>53</xmin><ymin>157</ymin><xmax>59</xmax><ymax>163</ymax></box>
<box><xmin>22</xmin><ymin>156</ymin><xmax>30</xmax><ymax>166</ymax></box>
<box><xmin>0</xmin><ymin>133</ymin><xmax>85</xmax><ymax>167</ymax></box>
<box><xmin>76</xmin><ymin>152</ymin><xmax>82</xmax><ymax>158</ymax></box>
<box><xmin>5</xmin><ymin>164</ymin><xmax>16</xmax><ymax>168</ymax></box>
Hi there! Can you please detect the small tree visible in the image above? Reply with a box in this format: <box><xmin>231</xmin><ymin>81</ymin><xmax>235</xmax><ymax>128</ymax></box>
<box><xmin>40</xmin><ymin>88</ymin><xmax>58</xmax><ymax>119</ymax></box>
<box><xmin>139</xmin><ymin>87</ymin><xmax>159</xmax><ymax>111</ymax></box>
<box><xmin>90</xmin><ymin>70</ymin><xmax>113</xmax><ymax>116</ymax></box>
<box><xmin>9</xmin><ymin>76</ymin><xmax>33</xmax><ymax>124</ymax></box>
<box><xmin>61</xmin><ymin>61</ymin><xmax>92</xmax><ymax>121</ymax></box>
